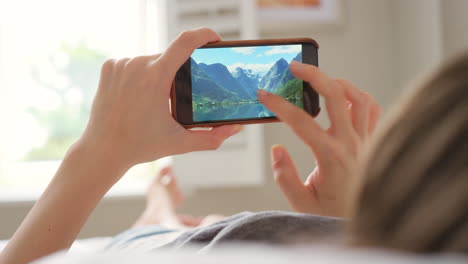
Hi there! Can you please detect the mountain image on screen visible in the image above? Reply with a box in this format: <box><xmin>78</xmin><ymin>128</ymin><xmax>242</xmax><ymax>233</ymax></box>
<box><xmin>192</xmin><ymin>51</ymin><xmax>303</xmax><ymax>122</ymax></box>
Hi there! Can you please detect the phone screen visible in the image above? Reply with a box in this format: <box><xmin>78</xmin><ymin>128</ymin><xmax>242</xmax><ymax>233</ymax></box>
<box><xmin>190</xmin><ymin>44</ymin><xmax>303</xmax><ymax>122</ymax></box>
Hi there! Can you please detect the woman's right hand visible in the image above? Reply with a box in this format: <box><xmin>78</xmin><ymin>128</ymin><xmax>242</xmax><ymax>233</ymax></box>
<box><xmin>258</xmin><ymin>61</ymin><xmax>381</xmax><ymax>217</ymax></box>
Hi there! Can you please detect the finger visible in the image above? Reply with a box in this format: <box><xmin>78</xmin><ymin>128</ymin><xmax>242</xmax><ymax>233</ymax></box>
<box><xmin>147</xmin><ymin>53</ymin><xmax>161</xmax><ymax>60</ymax></box>
<box><xmin>112</xmin><ymin>57</ymin><xmax>130</xmax><ymax>78</ymax></box>
<box><xmin>158</xmin><ymin>28</ymin><xmax>221</xmax><ymax>72</ymax></box>
<box><xmin>125</xmin><ymin>54</ymin><xmax>162</xmax><ymax>68</ymax></box>
<box><xmin>181</xmin><ymin>124</ymin><xmax>243</xmax><ymax>152</ymax></box>
<box><xmin>290</xmin><ymin>62</ymin><xmax>355</xmax><ymax>139</ymax></box>
<box><xmin>258</xmin><ymin>89</ymin><xmax>330</xmax><ymax>153</ymax></box>
<box><xmin>101</xmin><ymin>58</ymin><xmax>129</xmax><ymax>95</ymax></box>
<box><xmin>97</xmin><ymin>58</ymin><xmax>116</xmax><ymax>93</ymax></box>
<box><xmin>271</xmin><ymin>145</ymin><xmax>318</xmax><ymax>212</ymax></box>
<box><xmin>368</xmin><ymin>98</ymin><xmax>382</xmax><ymax>134</ymax></box>
<box><xmin>336</xmin><ymin>79</ymin><xmax>370</xmax><ymax>139</ymax></box>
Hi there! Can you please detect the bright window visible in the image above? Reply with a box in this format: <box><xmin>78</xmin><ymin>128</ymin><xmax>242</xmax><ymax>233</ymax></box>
<box><xmin>0</xmin><ymin>0</ymin><xmax>164</xmax><ymax>200</ymax></box>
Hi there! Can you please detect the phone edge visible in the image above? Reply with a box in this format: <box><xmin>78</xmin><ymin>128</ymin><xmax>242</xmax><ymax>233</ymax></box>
<box><xmin>170</xmin><ymin>37</ymin><xmax>319</xmax><ymax>128</ymax></box>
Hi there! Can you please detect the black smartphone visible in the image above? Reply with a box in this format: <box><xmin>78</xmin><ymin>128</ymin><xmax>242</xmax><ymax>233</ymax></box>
<box><xmin>171</xmin><ymin>38</ymin><xmax>320</xmax><ymax>127</ymax></box>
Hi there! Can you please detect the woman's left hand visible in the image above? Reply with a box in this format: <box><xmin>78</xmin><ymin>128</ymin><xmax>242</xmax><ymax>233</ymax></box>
<box><xmin>79</xmin><ymin>28</ymin><xmax>242</xmax><ymax>169</ymax></box>
<box><xmin>0</xmin><ymin>28</ymin><xmax>243</xmax><ymax>264</ymax></box>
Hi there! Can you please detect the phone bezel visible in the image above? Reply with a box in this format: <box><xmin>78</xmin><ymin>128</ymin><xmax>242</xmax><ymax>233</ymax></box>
<box><xmin>171</xmin><ymin>38</ymin><xmax>320</xmax><ymax>127</ymax></box>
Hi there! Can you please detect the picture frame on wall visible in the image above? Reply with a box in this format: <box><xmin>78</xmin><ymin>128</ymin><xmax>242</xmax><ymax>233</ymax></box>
<box><xmin>257</xmin><ymin>0</ymin><xmax>344</xmax><ymax>32</ymax></box>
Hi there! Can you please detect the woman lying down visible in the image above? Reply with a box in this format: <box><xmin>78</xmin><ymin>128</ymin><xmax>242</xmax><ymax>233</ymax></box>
<box><xmin>1</xmin><ymin>28</ymin><xmax>468</xmax><ymax>264</ymax></box>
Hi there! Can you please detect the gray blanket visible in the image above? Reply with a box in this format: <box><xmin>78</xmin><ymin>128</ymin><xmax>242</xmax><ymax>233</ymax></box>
<box><xmin>163</xmin><ymin>211</ymin><xmax>344</xmax><ymax>252</ymax></box>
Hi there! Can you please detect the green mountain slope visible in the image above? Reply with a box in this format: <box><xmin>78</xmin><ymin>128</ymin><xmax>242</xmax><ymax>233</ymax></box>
<box><xmin>275</xmin><ymin>78</ymin><xmax>303</xmax><ymax>99</ymax></box>
<box><xmin>259</xmin><ymin>58</ymin><xmax>288</xmax><ymax>92</ymax></box>
<box><xmin>191</xmin><ymin>59</ymin><xmax>240</xmax><ymax>103</ymax></box>
<box><xmin>272</xmin><ymin>52</ymin><xmax>302</xmax><ymax>93</ymax></box>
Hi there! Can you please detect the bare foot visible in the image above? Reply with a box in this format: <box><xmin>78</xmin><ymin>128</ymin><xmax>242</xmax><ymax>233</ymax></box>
<box><xmin>133</xmin><ymin>166</ymin><xmax>185</xmax><ymax>228</ymax></box>
<box><xmin>199</xmin><ymin>214</ymin><xmax>225</xmax><ymax>227</ymax></box>
<box><xmin>133</xmin><ymin>165</ymin><xmax>226</xmax><ymax>229</ymax></box>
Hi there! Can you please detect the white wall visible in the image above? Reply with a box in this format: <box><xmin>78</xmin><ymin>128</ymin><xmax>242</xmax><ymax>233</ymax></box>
<box><xmin>391</xmin><ymin>0</ymin><xmax>443</xmax><ymax>89</ymax></box>
<box><xmin>441</xmin><ymin>0</ymin><xmax>468</xmax><ymax>57</ymax></box>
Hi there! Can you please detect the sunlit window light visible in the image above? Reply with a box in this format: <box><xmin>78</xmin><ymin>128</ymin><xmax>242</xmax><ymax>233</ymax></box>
<box><xmin>0</xmin><ymin>0</ymin><xmax>165</xmax><ymax>200</ymax></box>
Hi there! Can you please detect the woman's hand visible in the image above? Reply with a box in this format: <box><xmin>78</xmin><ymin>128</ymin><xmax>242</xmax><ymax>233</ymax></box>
<box><xmin>258</xmin><ymin>61</ymin><xmax>381</xmax><ymax>217</ymax></box>
<box><xmin>79</xmin><ymin>27</ymin><xmax>242</xmax><ymax>169</ymax></box>
<box><xmin>0</xmin><ymin>28</ymin><xmax>243</xmax><ymax>264</ymax></box>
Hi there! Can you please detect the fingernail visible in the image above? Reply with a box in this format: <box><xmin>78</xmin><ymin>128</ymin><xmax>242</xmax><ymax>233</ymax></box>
<box><xmin>257</xmin><ymin>89</ymin><xmax>269</xmax><ymax>98</ymax></box>
<box><xmin>290</xmin><ymin>60</ymin><xmax>303</xmax><ymax>69</ymax></box>
<box><xmin>271</xmin><ymin>144</ymin><xmax>283</xmax><ymax>162</ymax></box>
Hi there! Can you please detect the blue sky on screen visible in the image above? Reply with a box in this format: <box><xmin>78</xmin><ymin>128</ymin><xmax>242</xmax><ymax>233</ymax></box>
<box><xmin>191</xmin><ymin>44</ymin><xmax>301</xmax><ymax>76</ymax></box>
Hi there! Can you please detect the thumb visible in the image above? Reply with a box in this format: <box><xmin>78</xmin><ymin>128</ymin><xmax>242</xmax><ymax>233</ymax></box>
<box><xmin>182</xmin><ymin>125</ymin><xmax>243</xmax><ymax>152</ymax></box>
<box><xmin>271</xmin><ymin>145</ymin><xmax>313</xmax><ymax>212</ymax></box>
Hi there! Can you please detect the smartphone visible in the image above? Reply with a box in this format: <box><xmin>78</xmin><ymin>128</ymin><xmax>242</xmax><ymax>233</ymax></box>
<box><xmin>171</xmin><ymin>38</ymin><xmax>320</xmax><ymax>127</ymax></box>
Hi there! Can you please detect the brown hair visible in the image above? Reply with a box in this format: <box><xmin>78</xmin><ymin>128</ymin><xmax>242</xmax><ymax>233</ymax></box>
<box><xmin>350</xmin><ymin>52</ymin><xmax>468</xmax><ymax>253</ymax></box>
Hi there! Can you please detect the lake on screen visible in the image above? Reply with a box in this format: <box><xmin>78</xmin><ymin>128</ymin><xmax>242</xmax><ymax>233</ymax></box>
<box><xmin>193</xmin><ymin>100</ymin><xmax>302</xmax><ymax>122</ymax></box>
